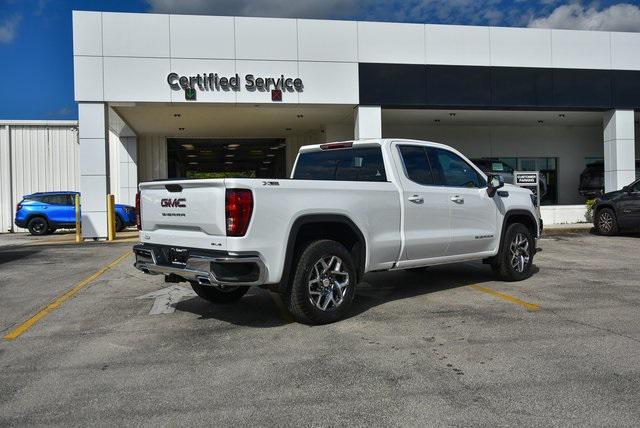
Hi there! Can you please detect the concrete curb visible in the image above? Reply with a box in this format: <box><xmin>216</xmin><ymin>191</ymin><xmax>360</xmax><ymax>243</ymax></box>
<box><xmin>542</xmin><ymin>224</ymin><xmax>594</xmax><ymax>236</ymax></box>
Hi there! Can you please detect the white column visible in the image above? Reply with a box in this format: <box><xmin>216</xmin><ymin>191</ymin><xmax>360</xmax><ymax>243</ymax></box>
<box><xmin>603</xmin><ymin>110</ymin><xmax>636</xmax><ymax>193</ymax></box>
<box><xmin>354</xmin><ymin>106</ymin><xmax>382</xmax><ymax>140</ymax></box>
<box><xmin>79</xmin><ymin>102</ymin><xmax>109</xmax><ymax>239</ymax></box>
<box><xmin>119</xmin><ymin>136</ymin><xmax>138</xmax><ymax>206</ymax></box>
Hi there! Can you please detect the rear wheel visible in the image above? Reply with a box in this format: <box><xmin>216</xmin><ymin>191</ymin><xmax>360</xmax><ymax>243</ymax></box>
<box><xmin>594</xmin><ymin>208</ymin><xmax>618</xmax><ymax>236</ymax></box>
<box><xmin>115</xmin><ymin>215</ymin><xmax>124</xmax><ymax>232</ymax></box>
<box><xmin>287</xmin><ymin>239</ymin><xmax>357</xmax><ymax>325</ymax></box>
<box><xmin>190</xmin><ymin>281</ymin><xmax>249</xmax><ymax>303</ymax></box>
<box><xmin>491</xmin><ymin>223</ymin><xmax>535</xmax><ymax>281</ymax></box>
<box><xmin>27</xmin><ymin>217</ymin><xmax>49</xmax><ymax>236</ymax></box>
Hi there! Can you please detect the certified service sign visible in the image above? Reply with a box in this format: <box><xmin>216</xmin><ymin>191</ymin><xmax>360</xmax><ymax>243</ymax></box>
<box><xmin>167</xmin><ymin>72</ymin><xmax>303</xmax><ymax>101</ymax></box>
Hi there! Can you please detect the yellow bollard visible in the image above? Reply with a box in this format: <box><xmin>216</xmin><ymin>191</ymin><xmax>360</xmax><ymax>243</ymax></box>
<box><xmin>75</xmin><ymin>194</ymin><xmax>81</xmax><ymax>243</ymax></box>
<box><xmin>107</xmin><ymin>194</ymin><xmax>116</xmax><ymax>241</ymax></box>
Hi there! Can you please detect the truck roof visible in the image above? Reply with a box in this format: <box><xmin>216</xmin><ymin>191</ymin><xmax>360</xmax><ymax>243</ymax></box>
<box><xmin>298</xmin><ymin>138</ymin><xmax>455</xmax><ymax>153</ymax></box>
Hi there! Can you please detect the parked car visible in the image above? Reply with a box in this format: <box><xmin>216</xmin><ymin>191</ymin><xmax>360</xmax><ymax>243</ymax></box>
<box><xmin>134</xmin><ymin>139</ymin><xmax>540</xmax><ymax>324</ymax></box>
<box><xmin>579</xmin><ymin>160</ymin><xmax>640</xmax><ymax>199</ymax></box>
<box><xmin>593</xmin><ymin>179</ymin><xmax>640</xmax><ymax>235</ymax></box>
<box><xmin>471</xmin><ymin>158</ymin><xmax>547</xmax><ymax>197</ymax></box>
<box><xmin>15</xmin><ymin>191</ymin><xmax>136</xmax><ymax>236</ymax></box>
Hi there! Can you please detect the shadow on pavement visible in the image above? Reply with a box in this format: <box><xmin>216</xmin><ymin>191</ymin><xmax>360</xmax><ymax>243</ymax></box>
<box><xmin>349</xmin><ymin>262</ymin><xmax>497</xmax><ymax>319</ymax></box>
<box><xmin>0</xmin><ymin>248</ymin><xmax>41</xmax><ymax>266</ymax></box>
<box><xmin>175</xmin><ymin>288</ymin><xmax>290</xmax><ymax>328</ymax></box>
<box><xmin>174</xmin><ymin>261</ymin><xmax>501</xmax><ymax>327</ymax></box>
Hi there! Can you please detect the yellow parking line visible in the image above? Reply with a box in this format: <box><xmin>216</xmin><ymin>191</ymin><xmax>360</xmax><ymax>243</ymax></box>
<box><xmin>469</xmin><ymin>284</ymin><xmax>540</xmax><ymax>312</ymax></box>
<box><xmin>3</xmin><ymin>250</ymin><xmax>132</xmax><ymax>341</ymax></box>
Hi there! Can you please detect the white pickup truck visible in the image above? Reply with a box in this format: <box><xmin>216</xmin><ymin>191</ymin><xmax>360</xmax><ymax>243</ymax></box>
<box><xmin>134</xmin><ymin>139</ymin><xmax>540</xmax><ymax>324</ymax></box>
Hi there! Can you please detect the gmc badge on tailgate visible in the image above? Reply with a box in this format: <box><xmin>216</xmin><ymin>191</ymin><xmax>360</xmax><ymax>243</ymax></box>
<box><xmin>161</xmin><ymin>198</ymin><xmax>186</xmax><ymax>208</ymax></box>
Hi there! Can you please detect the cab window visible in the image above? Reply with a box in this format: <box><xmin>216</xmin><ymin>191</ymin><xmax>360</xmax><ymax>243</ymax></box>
<box><xmin>427</xmin><ymin>148</ymin><xmax>486</xmax><ymax>188</ymax></box>
<box><xmin>398</xmin><ymin>145</ymin><xmax>435</xmax><ymax>186</ymax></box>
<box><xmin>293</xmin><ymin>147</ymin><xmax>387</xmax><ymax>182</ymax></box>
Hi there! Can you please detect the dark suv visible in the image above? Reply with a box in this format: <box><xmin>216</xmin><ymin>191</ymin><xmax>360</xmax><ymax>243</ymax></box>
<box><xmin>579</xmin><ymin>160</ymin><xmax>640</xmax><ymax>199</ymax></box>
<box><xmin>593</xmin><ymin>179</ymin><xmax>640</xmax><ymax>235</ymax></box>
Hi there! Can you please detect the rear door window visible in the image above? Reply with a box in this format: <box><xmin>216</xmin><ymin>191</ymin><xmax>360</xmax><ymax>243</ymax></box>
<box><xmin>293</xmin><ymin>147</ymin><xmax>387</xmax><ymax>182</ymax></box>
<box><xmin>43</xmin><ymin>195</ymin><xmax>70</xmax><ymax>205</ymax></box>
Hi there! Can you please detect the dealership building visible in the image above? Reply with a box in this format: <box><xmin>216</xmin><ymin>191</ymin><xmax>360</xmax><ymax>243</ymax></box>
<box><xmin>1</xmin><ymin>11</ymin><xmax>640</xmax><ymax>236</ymax></box>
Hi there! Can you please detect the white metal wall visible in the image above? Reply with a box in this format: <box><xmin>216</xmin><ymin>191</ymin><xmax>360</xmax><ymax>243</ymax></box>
<box><xmin>0</xmin><ymin>124</ymin><xmax>79</xmax><ymax>233</ymax></box>
<box><xmin>0</xmin><ymin>126</ymin><xmax>12</xmax><ymax>232</ymax></box>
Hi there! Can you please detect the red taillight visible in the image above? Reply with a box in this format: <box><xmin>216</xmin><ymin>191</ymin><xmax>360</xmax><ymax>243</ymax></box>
<box><xmin>135</xmin><ymin>191</ymin><xmax>142</xmax><ymax>230</ymax></box>
<box><xmin>16</xmin><ymin>204</ymin><xmax>22</xmax><ymax>212</ymax></box>
<box><xmin>225</xmin><ymin>189</ymin><xmax>253</xmax><ymax>237</ymax></box>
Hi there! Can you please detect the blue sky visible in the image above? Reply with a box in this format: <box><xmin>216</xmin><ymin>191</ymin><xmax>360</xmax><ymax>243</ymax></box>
<box><xmin>1</xmin><ymin>0</ymin><xmax>640</xmax><ymax>120</ymax></box>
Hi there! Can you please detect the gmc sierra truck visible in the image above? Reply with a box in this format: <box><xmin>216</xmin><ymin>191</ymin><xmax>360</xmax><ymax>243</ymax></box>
<box><xmin>134</xmin><ymin>139</ymin><xmax>540</xmax><ymax>324</ymax></box>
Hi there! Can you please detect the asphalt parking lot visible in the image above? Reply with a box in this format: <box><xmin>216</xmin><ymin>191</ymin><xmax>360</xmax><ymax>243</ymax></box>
<box><xmin>1</xmin><ymin>231</ymin><xmax>639</xmax><ymax>426</ymax></box>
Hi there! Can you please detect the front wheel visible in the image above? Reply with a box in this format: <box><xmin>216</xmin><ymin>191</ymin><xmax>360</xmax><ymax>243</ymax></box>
<box><xmin>594</xmin><ymin>208</ymin><xmax>618</xmax><ymax>236</ymax></box>
<box><xmin>491</xmin><ymin>223</ymin><xmax>535</xmax><ymax>281</ymax></box>
<box><xmin>190</xmin><ymin>282</ymin><xmax>249</xmax><ymax>303</ymax></box>
<box><xmin>287</xmin><ymin>239</ymin><xmax>357</xmax><ymax>325</ymax></box>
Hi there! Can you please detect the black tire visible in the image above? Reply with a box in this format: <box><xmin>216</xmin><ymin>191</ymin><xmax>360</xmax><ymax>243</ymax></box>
<box><xmin>491</xmin><ymin>223</ymin><xmax>535</xmax><ymax>282</ymax></box>
<box><xmin>190</xmin><ymin>281</ymin><xmax>249</xmax><ymax>303</ymax></box>
<box><xmin>115</xmin><ymin>215</ymin><xmax>124</xmax><ymax>232</ymax></box>
<box><xmin>594</xmin><ymin>207</ymin><xmax>618</xmax><ymax>236</ymax></box>
<box><xmin>27</xmin><ymin>217</ymin><xmax>49</xmax><ymax>236</ymax></box>
<box><xmin>287</xmin><ymin>239</ymin><xmax>357</xmax><ymax>325</ymax></box>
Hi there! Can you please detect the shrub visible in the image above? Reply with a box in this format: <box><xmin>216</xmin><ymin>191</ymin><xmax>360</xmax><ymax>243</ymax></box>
<box><xmin>585</xmin><ymin>199</ymin><xmax>597</xmax><ymax>220</ymax></box>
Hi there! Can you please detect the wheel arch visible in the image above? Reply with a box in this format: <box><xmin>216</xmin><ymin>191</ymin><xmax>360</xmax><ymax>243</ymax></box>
<box><xmin>277</xmin><ymin>214</ymin><xmax>367</xmax><ymax>293</ymax></box>
<box><xmin>500</xmin><ymin>210</ymin><xmax>538</xmax><ymax>247</ymax></box>
<box><xmin>593</xmin><ymin>203</ymin><xmax>616</xmax><ymax>218</ymax></box>
<box><xmin>25</xmin><ymin>213</ymin><xmax>49</xmax><ymax>225</ymax></box>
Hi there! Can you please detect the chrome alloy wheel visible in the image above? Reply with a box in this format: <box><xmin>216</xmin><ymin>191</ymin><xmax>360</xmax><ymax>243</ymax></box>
<box><xmin>598</xmin><ymin>211</ymin><xmax>614</xmax><ymax>233</ymax></box>
<box><xmin>308</xmin><ymin>255</ymin><xmax>350</xmax><ymax>311</ymax></box>
<box><xmin>509</xmin><ymin>232</ymin><xmax>531</xmax><ymax>273</ymax></box>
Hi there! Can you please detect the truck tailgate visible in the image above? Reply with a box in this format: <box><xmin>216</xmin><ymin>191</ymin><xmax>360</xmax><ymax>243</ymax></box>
<box><xmin>139</xmin><ymin>180</ymin><xmax>227</xmax><ymax>239</ymax></box>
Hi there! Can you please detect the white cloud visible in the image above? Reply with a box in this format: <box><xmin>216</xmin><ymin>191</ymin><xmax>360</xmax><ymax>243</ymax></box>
<box><xmin>528</xmin><ymin>3</ymin><xmax>640</xmax><ymax>32</ymax></box>
<box><xmin>0</xmin><ymin>13</ymin><xmax>21</xmax><ymax>44</ymax></box>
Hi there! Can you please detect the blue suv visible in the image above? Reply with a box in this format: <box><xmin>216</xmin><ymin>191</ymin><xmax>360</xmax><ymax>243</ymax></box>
<box><xmin>15</xmin><ymin>191</ymin><xmax>137</xmax><ymax>236</ymax></box>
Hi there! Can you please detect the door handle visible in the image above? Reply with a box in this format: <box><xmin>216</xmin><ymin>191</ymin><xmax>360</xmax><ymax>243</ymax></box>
<box><xmin>450</xmin><ymin>195</ymin><xmax>464</xmax><ymax>204</ymax></box>
<box><xmin>408</xmin><ymin>195</ymin><xmax>424</xmax><ymax>204</ymax></box>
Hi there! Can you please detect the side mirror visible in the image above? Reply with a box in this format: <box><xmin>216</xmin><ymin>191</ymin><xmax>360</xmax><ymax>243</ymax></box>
<box><xmin>487</xmin><ymin>174</ymin><xmax>504</xmax><ymax>197</ymax></box>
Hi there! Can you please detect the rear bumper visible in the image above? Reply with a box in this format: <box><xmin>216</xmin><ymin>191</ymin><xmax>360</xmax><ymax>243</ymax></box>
<box><xmin>133</xmin><ymin>243</ymin><xmax>267</xmax><ymax>287</ymax></box>
<box><xmin>14</xmin><ymin>219</ymin><xmax>27</xmax><ymax>228</ymax></box>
